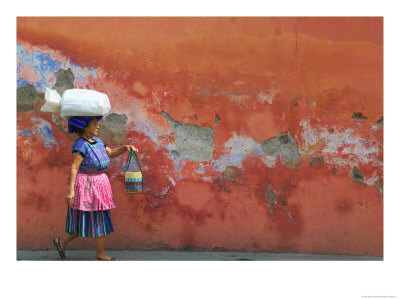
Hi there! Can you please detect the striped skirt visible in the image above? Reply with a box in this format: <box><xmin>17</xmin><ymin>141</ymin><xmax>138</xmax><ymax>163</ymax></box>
<box><xmin>65</xmin><ymin>207</ymin><xmax>114</xmax><ymax>237</ymax></box>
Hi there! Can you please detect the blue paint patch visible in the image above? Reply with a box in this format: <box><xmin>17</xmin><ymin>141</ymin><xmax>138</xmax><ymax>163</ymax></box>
<box><xmin>30</xmin><ymin>117</ymin><xmax>57</xmax><ymax>149</ymax></box>
<box><xmin>134</xmin><ymin>120</ymin><xmax>165</xmax><ymax>147</ymax></box>
<box><xmin>176</xmin><ymin>174</ymin><xmax>181</xmax><ymax>179</ymax></box>
<box><xmin>165</xmin><ymin>145</ymin><xmax>173</xmax><ymax>152</ymax></box>
<box><xmin>310</xmin><ymin>99</ymin><xmax>314</xmax><ymax>104</ymax></box>
<box><xmin>173</xmin><ymin>161</ymin><xmax>184</xmax><ymax>171</ymax></box>
<box><xmin>17</xmin><ymin>44</ymin><xmax>57</xmax><ymax>91</ymax></box>
<box><xmin>35</xmin><ymin>52</ymin><xmax>62</xmax><ymax>73</ymax></box>
<box><xmin>17</xmin><ymin>77</ymin><xmax>32</xmax><ymax>88</ymax></box>
<box><xmin>17</xmin><ymin>44</ymin><xmax>88</xmax><ymax>92</ymax></box>
<box><xmin>19</xmin><ymin>129</ymin><xmax>36</xmax><ymax>136</ymax></box>
<box><xmin>198</xmin><ymin>164</ymin><xmax>205</xmax><ymax>174</ymax></box>
<box><xmin>38</xmin><ymin>125</ymin><xmax>56</xmax><ymax>148</ymax></box>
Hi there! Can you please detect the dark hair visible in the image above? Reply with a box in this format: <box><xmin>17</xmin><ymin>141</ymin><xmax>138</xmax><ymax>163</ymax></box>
<box><xmin>72</xmin><ymin>126</ymin><xmax>84</xmax><ymax>136</ymax></box>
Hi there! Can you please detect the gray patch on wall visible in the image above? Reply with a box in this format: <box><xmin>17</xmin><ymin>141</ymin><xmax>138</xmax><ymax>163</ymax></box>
<box><xmin>377</xmin><ymin>117</ymin><xmax>383</xmax><ymax>127</ymax></box>
<box><xmin>352</xmin><ymin>112</ymin><xmax>367</xmax><ymax>121</ymax></box>
<box><xmin>309</xmin><ymin>156</ymin><xmax>325</xmax><ymax>169</ymax></box>
<box><xmin>161</xmin><ymin>111</ymin><xmax>214</xmax><ymax>161</ymax></box>
<box><xmin>265</xmin><ymin>184</ymin><xmax>278</xmax><ymax>212</ymax></box>
<box><xmin>261</xmin><ymin>132</ymin><xmax>301</xmax><ymax>169</ymax></box>
<box><xmin>220</xmin><ymin>166</ymin><xmax>242</xmax><ymax>181</ymax></box>
<box><xmin>17</xmin><ymin>84</ymin><xmax>39</xmax><ymax>112</ymax></box>
<box><xmin>98</xmin><ymin>113</ymin><xmax>129</xmax><ymax>145</ymax></box>
<box><xmin>55</xmin><ymin>68</ymin><xmax>75</xmax><ymax>95</ymax></box>
<box><xmin>351</xmin><ymin>166</ymin><xmax>365</xmax><ymax>183</ymax></box>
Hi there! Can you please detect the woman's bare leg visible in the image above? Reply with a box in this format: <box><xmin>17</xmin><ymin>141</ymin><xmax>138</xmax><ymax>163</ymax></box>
<box><xmin>57</xmin><ymin>233</ymin><xmax>79</xmax><ymax>252</ymax></box>
<box><xmin>95</xmin><ymin>236</ymin><xmax>113</xmax><ymax>260</ymax></box>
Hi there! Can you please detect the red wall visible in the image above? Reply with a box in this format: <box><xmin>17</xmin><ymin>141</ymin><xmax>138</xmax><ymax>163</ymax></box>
<box><xmin>17</xmin><ymin>17</ymin><xmax>383</xmax><ymax>255</ymax></box>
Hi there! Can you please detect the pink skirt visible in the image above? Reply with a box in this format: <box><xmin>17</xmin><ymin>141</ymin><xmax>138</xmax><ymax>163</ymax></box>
<box><xmin>72</xmin><ymin>171</ymin><xmax>116</xmax><ymax>211</ymax></box>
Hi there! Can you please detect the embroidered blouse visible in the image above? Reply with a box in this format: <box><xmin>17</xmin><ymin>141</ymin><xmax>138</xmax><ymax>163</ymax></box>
<box><xmin>71</xmin><ymin>136</ymin><xmax>110</xmax><ymax>171</ymax></box>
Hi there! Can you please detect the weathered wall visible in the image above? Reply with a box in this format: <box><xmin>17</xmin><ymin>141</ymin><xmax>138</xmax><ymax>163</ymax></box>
<box><xmin>16</xmin><ymin>17</ymin><xmax>383</xmax><ymax>255</ymax></box>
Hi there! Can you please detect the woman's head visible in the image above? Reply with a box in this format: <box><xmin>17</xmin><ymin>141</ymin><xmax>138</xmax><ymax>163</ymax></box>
<box><xmin>68</xmin><ymin>116</ymin><xmax>102</xmax><ymax>136</ymax></box>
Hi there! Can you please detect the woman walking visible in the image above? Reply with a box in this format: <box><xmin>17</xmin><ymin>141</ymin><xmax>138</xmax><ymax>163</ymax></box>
<box><xmin>53</xmin><ymin>116</ymin><xmax>138</xmax><ymax>261</ymax></box>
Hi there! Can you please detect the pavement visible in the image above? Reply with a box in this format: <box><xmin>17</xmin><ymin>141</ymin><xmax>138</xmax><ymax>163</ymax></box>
<box><xmin>17</xmin><ymin>250</ymin><xmax>383</xmax><ymax>261</ymax></box>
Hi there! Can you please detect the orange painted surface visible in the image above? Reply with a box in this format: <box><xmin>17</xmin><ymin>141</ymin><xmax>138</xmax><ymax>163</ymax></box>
<box><xmin>17</xmin><ymin>17</ymin><xmax>383</xmax><ymax>255</ymax></box>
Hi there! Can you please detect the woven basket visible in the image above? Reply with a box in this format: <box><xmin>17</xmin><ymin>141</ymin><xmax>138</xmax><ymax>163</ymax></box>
<box><xmin>124</xmin><ymin>150</ymin><xmax>142</xmax><ymax>194</ymax></box>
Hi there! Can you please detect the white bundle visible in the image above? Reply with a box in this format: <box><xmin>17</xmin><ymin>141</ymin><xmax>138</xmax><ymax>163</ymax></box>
<box><xmin>41</xmin><ymin>88</ymin><xmax>112</xmax><ymax>118</ymax></box>
<box><xmin>60</xmin><ymin>89</ymin><xmax>111</xmax><ymax>118</ymax></box>
<box><xmin>41</xmin><ymin>88</ymin><xmax>62</xmax><ymax>113</ymax></box>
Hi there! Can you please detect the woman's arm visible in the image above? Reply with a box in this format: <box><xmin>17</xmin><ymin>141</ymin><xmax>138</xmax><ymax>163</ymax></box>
<box><xmin>66</xmin><ymin>153</ymin><xmax>84</xmax><ymax>206</ymax></box>
<box><xmin>106</xmin><ymin>145</ymin><xmax>138</xmax><ymax>158</ymax></box>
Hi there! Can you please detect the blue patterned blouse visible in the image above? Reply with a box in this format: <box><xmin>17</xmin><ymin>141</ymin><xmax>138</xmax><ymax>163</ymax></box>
<box><xmin>72</xmin><ymin>136</ymin><xmax>110</xmax><ymax>171</ymax></box>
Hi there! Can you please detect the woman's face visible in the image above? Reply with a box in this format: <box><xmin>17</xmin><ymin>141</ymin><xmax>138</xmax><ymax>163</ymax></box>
<box><xmin>83</xmin><ymin>118</ymin><xmax>99</xmax><ymax>137</ymax></box>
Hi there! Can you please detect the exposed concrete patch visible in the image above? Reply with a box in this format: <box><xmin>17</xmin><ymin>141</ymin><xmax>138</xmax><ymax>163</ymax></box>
<box><xmin>261</xmin><ymin>132</ymin><xmax>301</xmax><ymax>169</ymax></box>
<box><xmin>161</xmin><ymin>111</ymin><xmax>214</xmax><ymax>162</ymax></box>
<box><xmin>351</xmin><ymin>166</ymin><xmax>365</xmax><ymax>183</ymax></box>
<box><xmin>171</xmin><ymin>150</ymin><xmax>180</xmax><ymax>159</ymax></box>
<box><xmin>17</xmin><ymin>84</ymin><xmax>39</xmax><ymax>112</ymax></box>
<box><xmin>220</xmin><ymin>166</ymin><xmax>242</xmax><ymax>181</ymax></box>
<box><xmin>98</xmin><ymin>113</ymin><xmax>129</xmax><ymax>145</ymax></box>
<box><xmin>352</xmin><ymin>112</ymin><xmax>367</xmax><ymax>121</ymax></box>
<box><xmin>54</xmin><ymin>68</ymin><xmax>75</xmax><ymax>95</ymax></box>
<box><xmin>309</xmin><ymin>156</ymin><xmax>325</xmax><ymax>169</ymax></box>
<box><xmin>265</xmin><ymin>184</ymin><xmax>278</xmax><ymax>212</ymax></box>
<box><xmin>376</xmin><ymin>117</ymin><xmax>383</xmax><ymax>127</ymax></box>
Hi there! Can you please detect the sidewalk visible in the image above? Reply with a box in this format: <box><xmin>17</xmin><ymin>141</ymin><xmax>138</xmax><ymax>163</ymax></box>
<box><xmin>17</xmin><ymin>250</ymin><xmax>383</xmax><ymax>261</ymax></box>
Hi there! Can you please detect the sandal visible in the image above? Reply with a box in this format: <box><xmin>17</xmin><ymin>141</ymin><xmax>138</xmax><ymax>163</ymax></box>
<box><xmin>52</xmin><ymin>237</ymin><xmax>66</xmax><ymax>261</ymax></box>
<box><xmin>95</xmin><ymin>256</ymin><xmax>118</xmax><ymax>261</ymax></box>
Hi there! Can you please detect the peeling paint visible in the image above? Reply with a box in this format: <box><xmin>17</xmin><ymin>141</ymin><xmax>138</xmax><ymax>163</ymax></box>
<box><xmin>18</xmin><ymin>117</ymin><xmax>57</xmax><ymax>149</ymax></box>
<box><xmin>257</xmin><ymin>89</ymin><xmax>276</xmax><ymax>104</ymax></box>
<box><xmin>299</xmin><ymin>119</ymin><xmax>382</xmax><ymax>166</ymax></box>
<box><xmin>17</xmin><ymin>43</ymin><xmax>97</xmax><ymax>92</ymax></box>
<box><xmin>213</xmin><ymin>132</ymin><xmax>271</xmax><ymax>170</ymax></box>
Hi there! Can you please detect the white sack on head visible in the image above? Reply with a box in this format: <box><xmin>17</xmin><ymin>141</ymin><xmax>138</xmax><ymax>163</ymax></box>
<box><xmin>60</xmin><ymin>89</ymin><xmax>111</xmax><ymax>118</ymax></box>
<box><xmin>41</xmin><ymin>88</ymin><xmax>61</xmax><ymax>113</ymax></box>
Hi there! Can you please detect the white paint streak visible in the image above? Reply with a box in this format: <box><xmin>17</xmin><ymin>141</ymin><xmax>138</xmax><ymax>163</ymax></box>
<box><xmin>168</xmin><ymin>176</ymin><xmax>176</xmax><ymax>186</ymax></box>
<box><xmin>212</xmin><ymin>132</ymin><xmax>277</xmax><ymax>171</ymax></box>
<box><xmin>257</xmin><ymin>89</ymin><xmax>276</xmax><ymax>104</ymax></box>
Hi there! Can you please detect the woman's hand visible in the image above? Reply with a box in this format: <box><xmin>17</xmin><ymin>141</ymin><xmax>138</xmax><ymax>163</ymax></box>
<box><xmin>66</xmin><ymin>191</ymin><xmax>75</xmax><ymax>207</ymax></box>
<box><xmin>125</xmin><ymin>145</ymin><xmax>139</xmax><ymax>153</ymax></box>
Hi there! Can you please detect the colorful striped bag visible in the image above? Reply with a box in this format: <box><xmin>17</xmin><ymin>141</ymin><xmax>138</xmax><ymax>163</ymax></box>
<box><xmin>124</xmin><ymin>150</ymin><xmax>143</xmax><ymax>194</ymax></box>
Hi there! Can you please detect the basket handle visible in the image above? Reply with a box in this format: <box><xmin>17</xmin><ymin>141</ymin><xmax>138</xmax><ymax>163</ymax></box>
<box><xmin>125</xmin><ymin>150</ymin><xmax>142</xmax><ymax>173</ymax></box>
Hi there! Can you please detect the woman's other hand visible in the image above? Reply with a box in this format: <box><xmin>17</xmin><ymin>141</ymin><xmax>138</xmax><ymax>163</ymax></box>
<box><xmin>125</xmin><ymin>145</ymin><xmax>139</xmax><ymax>153</ymax></box>
<box><xmin>66</xmin><ymin>191</ymin><xmax>75</xmax><ymax>207</ymax></box>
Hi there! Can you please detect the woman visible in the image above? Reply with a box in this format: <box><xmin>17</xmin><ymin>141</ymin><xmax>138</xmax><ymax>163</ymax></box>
<box><xmin>52</xmin><ymin>116</ymin><xmax>138</xmax><ymax>261</ymax></box>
